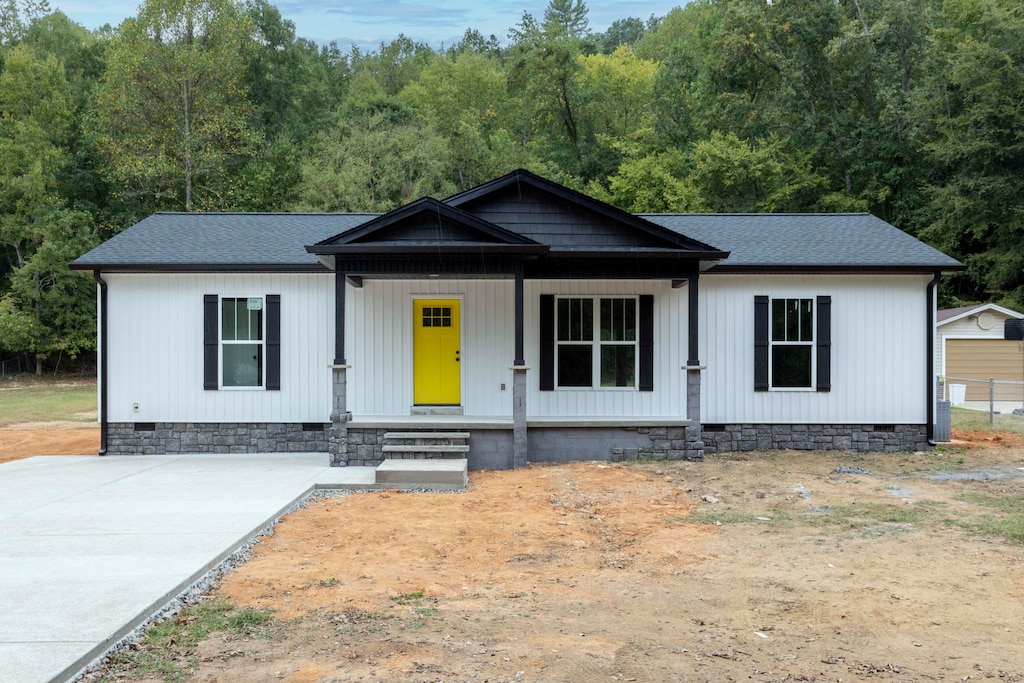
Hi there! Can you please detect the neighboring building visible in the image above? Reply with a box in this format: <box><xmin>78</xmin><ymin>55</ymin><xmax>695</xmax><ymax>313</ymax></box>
<box><xmin>72</xmin><ymin>170</ymin><xmax>963</xmax><ymax>468</ymax></box>
<box><xmin>936</xmin><ymin>303</ymin><xmax>1024</xmax><ymax>403</ymax></box>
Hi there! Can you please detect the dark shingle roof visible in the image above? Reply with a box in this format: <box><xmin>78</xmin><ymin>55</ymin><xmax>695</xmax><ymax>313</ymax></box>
<box><xmin>72</xmin><ymin>213</ymin><xmax>374</xmax><ymax>270</ymax></box>
<box><xmin>73</xmin><ymin>210</ymin><xmax>962</xmax><ymax>272</ymax></box>
<box><xmin>643</xmin><ymin>213</ymin><xmax>962</xmax><ymax>270</ymax></box>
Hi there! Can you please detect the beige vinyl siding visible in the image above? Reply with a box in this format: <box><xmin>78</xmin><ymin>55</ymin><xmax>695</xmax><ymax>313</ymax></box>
<box><xmin>936</xmin><ymin>309</ymin><xmax>1019</xmax><ymax>379</ymax></box>
<box><xmin>945</xmin><ymin>338</ymin><xmax>1024</xmax><ymax>401</ymax></box>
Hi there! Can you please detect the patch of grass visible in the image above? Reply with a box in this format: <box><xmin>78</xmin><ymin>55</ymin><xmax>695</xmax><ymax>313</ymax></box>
<box><xmin>952</xmin><ymin>407</ymin><xmax>1024</xmax><ymax>435</ymax></box>
<box><xmin>0</xmin><ymin>379</ymin><xmax>96</xmax><ymax>426</ymax></box>
<box><xmin>393</xmin><ymin>590</ymin><xmax>424</xmax><ymax>605</ymax></box>
<box><xmin>319</xmin><ymin>577</ymin><xmax>339</xmax><ymax>587</ymax></box>
<box><xmin>99</xmin><ymin>601</ymin><xmax>273</xmax><ymax>682</ymax></box>
<box><xmin>803</xmin><ymin>502</ymin><xmax>933</xmax><ymax>529</ymax></box>
<box><xmin>226</xmin><ymin>607</ymin><xmax>273</xmax><ymax>631</ymax></box>
<box><xmin>414</xmin><ymin>606</ymin><xmax>435</xmax><ymax>616</ymax></box>
<box><xmin>951</xmin><ymin>494</ymin><xmax>1024</xmax><ymax>545</ymax></box>
<box><xmin>679</xmin><ymin>510</ymin><xmax>791</xmax><ymax>526</ymax></box>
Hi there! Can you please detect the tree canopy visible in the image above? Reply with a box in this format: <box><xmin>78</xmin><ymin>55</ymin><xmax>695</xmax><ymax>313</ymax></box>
<box><xmin>2</xmin><ymin>0</ymin><xmax>1024</xmax><ymax>371</ymax></box>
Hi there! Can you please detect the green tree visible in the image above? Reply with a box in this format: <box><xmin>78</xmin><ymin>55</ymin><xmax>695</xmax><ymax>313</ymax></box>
<box><xmin>682</xmin><ymin>132</ymin><xmax>826</xmax><ymax>213</ymax></box>
<box><xmin>0</xmin><ymin>44</ymin><xmax>96</xmax><ymax>372</ymax></box>
<box><xmin>917</xmin><ymin>0</ymin><xmax>1024</xmax><ymax>308</ymax></box>
<box><xmin>292</xmin><ymin>101</ymin><xmax>454</xmax><ymax>213</ymax></box>
<box><xmin>544</xmin><ymin>0</ymin><xmax>589</xmax><ymax>38</ymax></box>
<box><xmin>94</xmin><ymin>0</ymin><xmax>258</xmax><ymax>212</ymax></box>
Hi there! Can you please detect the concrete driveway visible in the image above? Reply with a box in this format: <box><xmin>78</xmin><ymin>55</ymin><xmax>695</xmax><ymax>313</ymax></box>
<box><xmin>0</xmin><ymin>454</ymin><xmax>374</xmax><ymax>683</ymax></box>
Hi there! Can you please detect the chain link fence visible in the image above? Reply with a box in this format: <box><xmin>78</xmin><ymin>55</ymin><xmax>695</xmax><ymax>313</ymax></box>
<box><xmin>0</xmin><ymin>357</ymin><xmax>21</xmax><ymax>379</ymax></box>
<box><xmin>940</xmin><ymin>375</ymin><xmax>1024</xmax><ymax>425</ymax></box>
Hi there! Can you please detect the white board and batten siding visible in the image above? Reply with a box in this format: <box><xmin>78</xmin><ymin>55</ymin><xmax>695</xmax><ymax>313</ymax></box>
<box><xmin>346</xmin><ymin>279</ymin><xmax>515</xmax><ymax>417</ymax></box>
<box><xmin>346</xmin><ymin>279</ymin><xmax>689</xmax><ymax>419</ymax></box>
<box><xmin>524</xmin><ymin>280</ymin><xmax>688</xmax><ymax>419</ymax></box>
<box><xmin>104</xmin><ymin>273</ymin><xmax>333</xmax><ymax>423</ymax></box>
<box><xmin>700</xmin><ymin>274</ymin><xmax>931</xmax><ymax>425</ymax></box>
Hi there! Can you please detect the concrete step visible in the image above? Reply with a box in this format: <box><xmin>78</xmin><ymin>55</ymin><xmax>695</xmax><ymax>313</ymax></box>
<box><xmin>383</xmin><ymin>432</ymin><xmax>470</xmax><ymax>441</ymax></box>
<box><xmin>381</xmin><ymin>444</ymin><xmax>470</xmax><ymax>454</ymax></box>
<box><xmin>375</xmin><ymin>458</ymin><xmax>468</xmax><ymax>490</ymax></box>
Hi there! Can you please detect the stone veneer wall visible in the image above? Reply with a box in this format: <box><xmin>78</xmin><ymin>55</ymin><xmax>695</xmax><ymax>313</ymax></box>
<box><xmin>107</xmin><ymin>423</ymin><xmax>330</xmax><ymax>455</ymax></box>
<box><xmin>347</xmin><ymin>425</ymin><xmax>705</xmax><ymax>469</ymax></box>
<box><xmin>701</xmin><ymin>424</ymin><xmax>929</xmax><ymax>453</ymax></box>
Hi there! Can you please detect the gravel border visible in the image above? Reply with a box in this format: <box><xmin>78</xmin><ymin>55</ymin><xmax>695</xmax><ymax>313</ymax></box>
<box><xmin>71</xmin><ymin>486</ymin><xmax>463</xmax><ymax>682</ymax></box>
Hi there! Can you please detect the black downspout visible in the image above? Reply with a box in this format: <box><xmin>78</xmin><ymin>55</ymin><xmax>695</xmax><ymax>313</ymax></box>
<box><xmin>926</xmin><ymin>272</ymin><xmax>941</xmax><ymax>446</ymax></box>
<box><xmin>93</xmin><ymin>270</ymin><xmax>108</xmax><ymax>456</ymax></box>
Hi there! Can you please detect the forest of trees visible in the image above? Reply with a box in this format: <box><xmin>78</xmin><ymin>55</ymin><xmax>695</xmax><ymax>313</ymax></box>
<box><xmin>1</xmin><ymin>0</ymin><xmax>1022</xmax><ymax>372</ymax></box>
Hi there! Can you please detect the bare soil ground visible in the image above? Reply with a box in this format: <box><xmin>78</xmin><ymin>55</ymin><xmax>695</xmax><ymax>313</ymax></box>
<box><xmin>0</xmin><ymin>425</ymin><xmax>98</xmax><ymax>463</ymax></box>
<box><xmin>96</xmin><ymin>443</ymin><xmax>1024</xmax><ymax>683</ymax></box>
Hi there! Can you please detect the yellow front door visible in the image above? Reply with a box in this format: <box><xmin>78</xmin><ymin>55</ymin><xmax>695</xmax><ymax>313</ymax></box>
<box><xmin>413</xmin><ymin>299</ymin><xmax>461</xmax><ymax>405</ymax></box>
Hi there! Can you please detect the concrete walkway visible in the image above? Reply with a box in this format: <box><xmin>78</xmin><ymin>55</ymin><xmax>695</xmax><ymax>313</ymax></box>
<box><xmin>0</xmin><ymin>454</ymin><xmax>376</xmax><ymax>683</ymax></box>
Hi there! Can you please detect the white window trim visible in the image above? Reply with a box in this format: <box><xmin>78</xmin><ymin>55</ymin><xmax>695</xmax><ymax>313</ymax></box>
<box><xmin>768</xmin><ymin>297</ymin><xmax>816</xmax><ymax>392</ymax></box>
<box><xmin>220</xmin><ymin>295</ymin><xmax>266</xmax><ymax>391</ymax></box>
<box><xmin>555</xmin><ymin>295</ymin><xmax>639</xmax><ymax>391</ymax></box>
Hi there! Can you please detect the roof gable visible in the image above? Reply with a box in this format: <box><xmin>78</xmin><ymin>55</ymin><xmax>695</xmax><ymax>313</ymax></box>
<box><xmin>309</xmin><ymin>198</ymin><xmax>546</xmax><ymax>254</ymax></box>
<box><xmin>937</xmin><ymin>303</ymin><xmax>1023</xmax><ymax>326</ymax></box>
<box><xmin>445</xmin><ymin>169</ymin><xmax>725</xmax><ymax>255</ymax></box>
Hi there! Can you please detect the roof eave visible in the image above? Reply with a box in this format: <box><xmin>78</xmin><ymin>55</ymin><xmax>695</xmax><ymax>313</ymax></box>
<box><xmin>706</xmin><ymin>264</ymin><xmax>966</xmax><ymax>274</ymax></box>
<box><xmin>937</xmin><ymin>302</ymin><xmax>1024</xmax><ymax>326</ymax></box>
<box><xmin>70</xmin><ymin>262</ymin><xmax>329</xmax><ymax>273</ymax></box>
<box><xmin>308</xmin><ymin>244</ymin><xmax>551</xmax><ymax>255</ymax></box>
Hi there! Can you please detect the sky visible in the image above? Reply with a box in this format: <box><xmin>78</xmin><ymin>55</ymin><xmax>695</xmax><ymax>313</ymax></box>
<box><xmin>50</xmin><ymin>0</ymin><xmax>685</xmax><ymax>52</ymax></box>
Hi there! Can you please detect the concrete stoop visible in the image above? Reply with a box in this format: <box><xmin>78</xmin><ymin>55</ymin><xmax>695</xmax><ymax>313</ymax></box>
<box><xmin>375</xmin><ymin>458</ymin><xmax>468</xmax><ymax>491</ymax></box>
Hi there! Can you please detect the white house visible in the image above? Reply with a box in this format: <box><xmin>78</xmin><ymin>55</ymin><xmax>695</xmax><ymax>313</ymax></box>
<box><xmin>72</xmin><ymin>170</ymin><xmax>963</xmax><ymax>468</ymax></box>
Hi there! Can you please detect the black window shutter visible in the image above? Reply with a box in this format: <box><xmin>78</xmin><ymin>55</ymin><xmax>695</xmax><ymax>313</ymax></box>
<box><xmin>203</xmin><ymin>295</ymin><xmax>218</xmax><ymax>390</ymax></box>
<box><xmin>539</xmin><ymin>295</ymin><xmax>554</xmax><ymax>391</ymax></box>
<box><xmin>266</xmin><ymin>294</ymin><xmax>281</xmax><ymax>391</ymax></box>
<box><xmin>639</xmin><ymin>294</ymin><xmax>654</xmax><ymax>391</ymax></box>
<box><xmin>754</xmin><ymin>295</ymin><xmax>769</xmax><ymax>392</ymax></box>
<box><xmin>816</xmin><ymin>295</ymin><xmax>831</xmax><ymax>392</ymax></box>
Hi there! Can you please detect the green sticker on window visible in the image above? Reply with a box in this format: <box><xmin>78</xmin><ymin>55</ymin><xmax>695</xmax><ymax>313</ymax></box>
<box><xmin>247</xmin><ymin>297</ymin><xmax>263</xmax><ymax>311</ymax></box>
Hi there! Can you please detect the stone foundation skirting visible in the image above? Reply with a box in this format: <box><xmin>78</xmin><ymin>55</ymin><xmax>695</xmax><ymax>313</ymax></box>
<box><xmin>528</xmin><ymin>425</ymin><xmax>704</xmax><ymax>464</ymax></box>
<box><xmin>346</xmin><ymin>425</ymin><xmax>705</xmax><ymax>469</ymax></box>
<box><xmin>701</xmin><ymin>424</ymin><xmax>929</xmax><ymax>453</ymax></box>
<box><xmin>107</xmin><ymin>422</ymin><xmax>331</xmax><ymax>455</ymax></box>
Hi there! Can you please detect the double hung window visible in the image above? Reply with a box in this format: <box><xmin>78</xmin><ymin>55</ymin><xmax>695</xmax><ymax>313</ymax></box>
<box><xmin>770</xmin><ymin>298</ymin><xmax>813</xmax><ymax>389</ymax></box>
<box><xmin>221</xmin><ymin>297</ymin><xmax>264</xmax><ymax>388</ymax></box>
<box><xmin>556</xmin><ymin>297</ymin><xmax>637</xmax><ymax>388</ymax></box>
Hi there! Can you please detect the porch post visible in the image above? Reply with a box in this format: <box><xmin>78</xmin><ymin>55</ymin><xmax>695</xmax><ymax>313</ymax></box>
<box><xmin>329</xmin><ymin>271</ymin><xmax>349</xmax><ymax>466</ymax></box>
<box><xmin>686</xmin><ymin>274</ymin><xmax>702</xmax><ymax>424</ymax></box>
<box><xmin>511</xmin><ymin>266</ymin><xmax>528</xmax><ymax>469</ymax></box>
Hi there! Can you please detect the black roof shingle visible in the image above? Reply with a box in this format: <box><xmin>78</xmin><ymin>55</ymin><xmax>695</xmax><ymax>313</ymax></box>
<box><xmin>72</xmin><ymin>210</ymin><xmax>962</xmax><ymax>272</ymax></box>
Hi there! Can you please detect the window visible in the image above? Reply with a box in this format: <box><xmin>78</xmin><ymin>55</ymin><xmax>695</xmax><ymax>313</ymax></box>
<box><xmin>422</xmin><ymin>305</ymin><xmax>452</xmax><ymax>327</ymax></box>
<box><xmin>221</xmin><ymin>297</ymin><xmax>263</xmax><ymax>388</ymax></box>
<box><xmin>770</xmin><ymin>298</ymin><xmax>813</xmax><ymax>388</ymax></box>
<box><xmin>556</xmin><ymin>297</ymin><xmax>637</xmax><ymax>388</ymax></box>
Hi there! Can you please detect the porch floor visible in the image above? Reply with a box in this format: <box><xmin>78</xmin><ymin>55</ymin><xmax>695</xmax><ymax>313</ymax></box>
<box><xmin>346</xmin><ymin>416</ymin><xmax>695</xmax><ymax>429</ymax></box>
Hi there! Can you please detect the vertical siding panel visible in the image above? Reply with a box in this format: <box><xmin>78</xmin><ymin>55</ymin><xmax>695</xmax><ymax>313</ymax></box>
<box><xmin>701</xmin><ymin>274</ymin><xmax>927</xmax><ymax>424</ymax></box>
<box><xmin>105</xmin><ymin>273</ymin><xmax>331</xmax><ymax>423</ymax></box>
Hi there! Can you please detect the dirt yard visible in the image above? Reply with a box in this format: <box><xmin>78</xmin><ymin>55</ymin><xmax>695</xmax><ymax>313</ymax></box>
<box><xmin>93</xmin><ymin>443</ymin><xmax>1024</xmax><ymax>683</ymax></box>
<box><xmin>0</xmin><ymin>425</ymin><xmax>99</xmax><ymax>463</ymax></box>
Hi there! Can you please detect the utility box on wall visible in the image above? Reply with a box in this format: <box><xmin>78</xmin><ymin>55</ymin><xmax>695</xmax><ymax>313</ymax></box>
<box><xmin>934</xmin><ymin>400</ymin><xmax>951</xmax><ymax>442</ymax></box>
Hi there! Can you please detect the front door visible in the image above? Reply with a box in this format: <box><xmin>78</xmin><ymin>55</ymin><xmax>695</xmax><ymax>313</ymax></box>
<box><xmin>413</xmin><ymin>299</ymin><xmax>461</xmax><ymax>405</ymax></box>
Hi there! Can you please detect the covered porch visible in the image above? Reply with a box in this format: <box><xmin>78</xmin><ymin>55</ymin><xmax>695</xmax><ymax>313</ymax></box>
<box><xmin>306</xmin><ymin>170</ymin><xmax>726</xmax><ymax>469</ymax></box>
